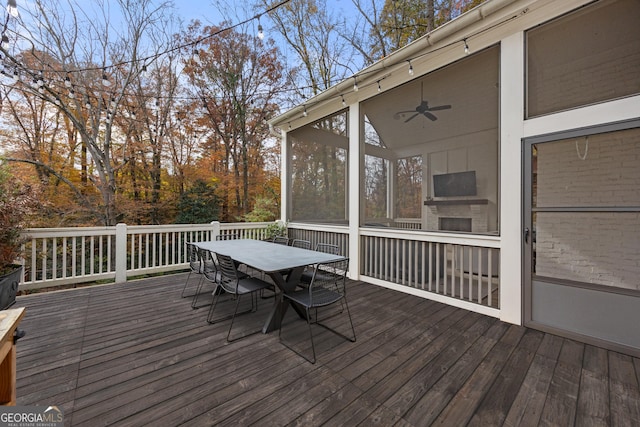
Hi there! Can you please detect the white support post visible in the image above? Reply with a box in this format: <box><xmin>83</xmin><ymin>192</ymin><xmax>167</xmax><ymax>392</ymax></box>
<box><xmin>115</xmin><ymin>223</ymin><xmax>127</xmax><ymax>284</ymax></box>
<box><xmin>499</xmin><ymin>31</ymin><xmax>525</xmax><ymax>325</ymax></box>
<box><xmin>280</xmin><ymin>128</ymin><xmax>289</xmax><ymax>222</ymax></box>
<box><xmin>210</xmin><ymin>221</ymin><xmax>221</xmax><ymax>240</ymax></box>
<box><xmin>348</xmin><ymin>102</ymin><xmax>362</xmax><ymax>280</ymax></box>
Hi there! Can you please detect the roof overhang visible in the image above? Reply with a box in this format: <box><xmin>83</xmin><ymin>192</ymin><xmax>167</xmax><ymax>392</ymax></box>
<box><xmin>268</xmin><ymin>0</ymin><xmax>592</xmax><ymax>131</ymax></box>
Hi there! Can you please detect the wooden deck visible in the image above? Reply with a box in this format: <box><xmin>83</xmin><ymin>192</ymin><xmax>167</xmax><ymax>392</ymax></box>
<box><xmin>11</xmin><ymin>273</ymin><xmax>640</xmax><ymax>426</ymax></box>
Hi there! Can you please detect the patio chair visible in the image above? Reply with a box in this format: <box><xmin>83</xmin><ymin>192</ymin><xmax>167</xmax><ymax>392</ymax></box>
<box><xmin>315</xmin><ymin>242</ymin><xmax>340</xmax><ymax>255</ymax></box>
<box><xmin>181</xmin><ymin>242</ymin><xmax>204</xmax><ymax>298</ymax></box>
<box><xmin>272</xmin><ymin>236</ymin><xmax>289</xmax><ymax>245</ymax></box>
<box><xmin>291</xmin><ymin>239</ymin><xmax>311</xmax><ymax>250</ymax></box>
<box><xmin>300</xmin><ymin>242</ymin><xmax>341</xmax><ymax>285</ymax></box>
<box><xmin>279</xmin><ymin>258</ymin><xmax>355</xmax><ymax>363</ymax></box>
<box><xmin>207</xmin><ymin>253</ymin><xmax>272</xmax><ymax>342</ymax></box>
<box><xmin>191</xmin><ymin>250</ymin><xmax>224</xmax><ymax>309</ymax></box>
<box><xmin>216</xmin><ymin>233</ymin><xmax>240</xmax><ymax>240</ymax></box>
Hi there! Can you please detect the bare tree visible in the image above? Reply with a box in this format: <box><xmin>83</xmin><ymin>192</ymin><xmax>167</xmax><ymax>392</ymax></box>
<box><xmin>0</xmin><ymin>0</ymin><xmax>178</xmax><ymax>225</ymax></box>
<box><xmin>343</xmin><ymin>0</ymin><xmax>481</xmax><ymax>66</ymax></box>
<box><xmin>259</xmin><ymin>0</ymin><xmax>356</xmax><ymax>102</ymax></box>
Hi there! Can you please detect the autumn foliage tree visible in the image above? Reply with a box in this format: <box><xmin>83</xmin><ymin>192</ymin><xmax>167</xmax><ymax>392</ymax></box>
<box><xmin>0</xmin><ymin>0</ymin><xmax>481</xmax><ymax>228</ymax></box>
<box><xmin>180</xmin><ymin>21</ymin><xmax>285</xmax><ymax>221</ymax></box>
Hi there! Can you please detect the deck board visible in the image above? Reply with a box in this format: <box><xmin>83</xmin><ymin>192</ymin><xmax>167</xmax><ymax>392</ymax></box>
<box><xmin>11</xmin><ymin>273</ymin><xmax>640</xmax><ymax>426</ymax></box>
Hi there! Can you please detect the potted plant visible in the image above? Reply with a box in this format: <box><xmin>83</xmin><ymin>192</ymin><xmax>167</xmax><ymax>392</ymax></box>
<box><xmin>0</xmin><ymin>162</ymin><xmax>35</xmax><ymax>309</ymax></box>
<box><xmin>264</xmin><ymin>220</ymin><xmax>288</xmax><ymax>241</ymax></box>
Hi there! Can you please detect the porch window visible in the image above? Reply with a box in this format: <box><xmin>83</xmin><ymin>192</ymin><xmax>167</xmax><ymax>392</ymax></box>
<box><xmin>288</xmin><ymin>110</ymin><xmax>348</xmax><ymax>224</ymax></box>
<box><xmin>526</xmin><ymin>0</ymin><xmax>640</xmax><ymax>118</ymax></box>
<box><xmin>361</xmin><ymin>45</ymin><xmax>500</xmax><ymax>235</ymax></box>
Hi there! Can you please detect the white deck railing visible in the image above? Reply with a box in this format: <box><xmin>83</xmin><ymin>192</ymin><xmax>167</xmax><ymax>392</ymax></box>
<box><xmin>289</xmin><ymin>222</ymin><xmax>501</xmax><ymax>313</ymax></box>
<box><xmin>18</xmin><ymin>221</ymin><xmax>501</xmax><ymax>315</ymax></box>
<box><xmin>359</xmin><ymin>228</ymin><xmax>501</xmax><ymax>312</ymax></box>
<box><xmin>18</xmin><ymin>222</ymin><xmax>272</xmax><ymax>291</ymax></box>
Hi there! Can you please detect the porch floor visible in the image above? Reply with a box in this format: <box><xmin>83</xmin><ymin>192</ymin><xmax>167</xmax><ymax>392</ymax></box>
<box><xmin>12</xmin><ymin>273</ymin><xmax>640</xmax><ymax>426</ymax></box>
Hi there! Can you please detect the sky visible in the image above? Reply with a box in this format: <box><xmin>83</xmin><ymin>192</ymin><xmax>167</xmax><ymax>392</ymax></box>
<box><xmin>175</xmin><ymin>0</ymin><xmax>357</xmax><ymax>26</ymax></box>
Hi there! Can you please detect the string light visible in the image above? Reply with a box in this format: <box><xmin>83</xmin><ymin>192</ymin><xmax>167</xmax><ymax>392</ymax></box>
<box><xmin>377</xmin><ymin>81</ymin><xmax>381</xmax><ymax>92</ymax></box>
<box><xmin>192</xmin><ymin>47</ymin><xmax>202</xmax><ymax>65</ymax></box>
<box><xmin>64</xmin><ymin>74</ymin><xmax>72</xmax><ymax>87</ymax></box>
<box><xmin>0</xmin><ymin>0</ymin><xmax>296</xmax><ymax>105</ymax></box>
<box><xmin>257</xmin><ymin>18</ymin><xmax>264</xmax><ymax>40</ymax></box>
<box><xmin>302</xmin><ymin>105</ymin><xmax>308</xmax><ymax>117</ymax></box>
<box><xmin>101</xmin><ymin>69</ymin><xmax>111</xmax><ymax>87</ymax></box>
<box><xmin>1</xmin><ymin>0</ymin><xmax>522</xmax><ymax>130</ymax></box>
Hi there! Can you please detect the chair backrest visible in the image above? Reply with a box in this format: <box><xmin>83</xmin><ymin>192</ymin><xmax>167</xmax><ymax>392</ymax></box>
<box><xmin>315</xmin><ymin>243</ymin><xmax>340</xmax><ymax>255</ymax></box>
<box><xmin>272</xmin><ymin>236</ymin><xmax>289</xmax><ymax>245</ymax></box>
<box><xmin>186</xmin><ymin>243</ymin><xmax>201</xmax><ymax>273</ymax></box>
<box><xmin>216</xmin><ymin>233</ymin><xmax>240</xmax><ymax>241</ymax></box>
<box><xmin>201</xmin><ymin>250</ymin><xmax>219</xmax><ymax>282</ymax></box>
<box><xmin>215</xmin><ymin>253</ymin><xmax>240</xmax><ymax>294</ymax></box>
<box><xmin>309</xmin><ymin>258</ymin><xmax>349</xmax><ymax>306</ymax></box>
<box><xmin>291</xmin><ymin>239</ymin><xmax>311</xmax><ymax>250</ymax></box>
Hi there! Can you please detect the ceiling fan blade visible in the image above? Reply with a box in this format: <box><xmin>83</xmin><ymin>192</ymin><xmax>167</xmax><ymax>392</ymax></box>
<box><xmin>404</xmin><ymin>113</ymin><xmax>420</xmax><ymax>123</ymax></box>
<box><xmin>423</xmin><ymin>111</ymin><xmax>438</xmax><ymax>121</ymax></box>
<box><xmin>428</xmin><ymin>104</ymin><xmax>451</xmax><ymax>111</ymax></box>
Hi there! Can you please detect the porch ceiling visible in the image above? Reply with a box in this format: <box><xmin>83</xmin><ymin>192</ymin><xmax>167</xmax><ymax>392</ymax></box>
<box><xmin>364</xmin><ymin>46</ymin><xmax>500</xmax><ymax>156</ymax></box>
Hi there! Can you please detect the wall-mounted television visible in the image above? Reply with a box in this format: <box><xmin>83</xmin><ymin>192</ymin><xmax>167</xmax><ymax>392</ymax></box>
<box><xmin>433</xmin><ymin>171</ymin><xmax>477</xmax><ymax>197</ymax></box>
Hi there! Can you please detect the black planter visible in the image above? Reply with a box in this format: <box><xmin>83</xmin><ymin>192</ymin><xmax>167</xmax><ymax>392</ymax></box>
<box><xmin>0</xmin><ymin>265</ymin><xmax>22</xmax><ymax>310</ymax></box>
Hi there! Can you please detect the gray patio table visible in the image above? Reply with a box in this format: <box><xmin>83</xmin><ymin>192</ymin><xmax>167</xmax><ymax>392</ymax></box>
<box><xmin>194</xmin><ymin>239</ymin><xmax>345</xmax><ymax>333</ymax></box>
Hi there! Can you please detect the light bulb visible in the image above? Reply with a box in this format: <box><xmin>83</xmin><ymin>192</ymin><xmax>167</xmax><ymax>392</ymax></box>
<box><xmin>408</xmin><ymin>62</ymin><xmax>414</xmax><ymax>76</ymax></box>
<box><xmin>464</xmin><ymin>39</ymin><xmax>470</xmax><ymax>55</ymax></box>
<box><xmin>341</xmin><ymin>95</ymin><xmax>346</xmax><ymax>107</ymax></box>
<box><xmin>192</xmin><ymin>48</ymin><xmax>202</xmax><ymax>65</ymax></box>
<box><xmin>69</xmin><ymin>90</ymin><xmax>75</xmax><ymax>99</ymax></box>
<box><xmin>102</xmin><ymin>70</ymin><xmax>111</xmax><ymax>87</ymax></box>
<box><xmin>1</xmin><ymin>34</ymin><xmax>9</xmax><ymax>49</ymax></box>
<box><xmin>257</xmin><ymin>24</ymin><xmax>264</xmax><ymax>40</ymax></box>
<box><xmin>65</xmin><ymin>75</ymin><xmax>71</xmax><ymax>87</ymax></box>
<box><xmin>7</xmin><ymin>0</ymin><xmax>18</xmax><ymax>18</ymax></box>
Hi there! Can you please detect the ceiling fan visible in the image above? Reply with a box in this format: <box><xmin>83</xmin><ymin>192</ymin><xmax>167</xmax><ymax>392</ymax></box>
<box><xmin>393</xmin><ymin>82</ymin><xmax>451</xmax><ymax>123</ymax></box>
